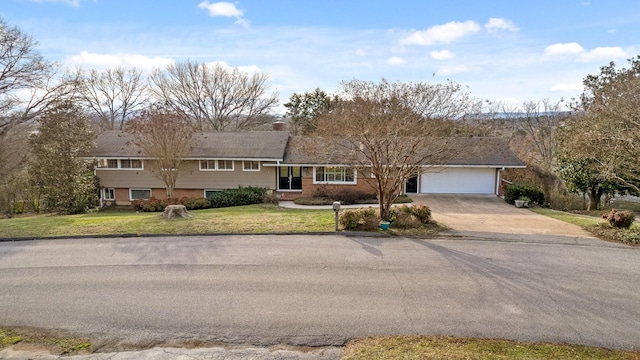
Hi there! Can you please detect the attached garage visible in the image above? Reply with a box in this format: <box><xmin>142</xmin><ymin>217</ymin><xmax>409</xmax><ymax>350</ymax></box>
<box><xmin>420</xmin><ymin>167</ymin><xmax>498</xmax><ymax>194</ymax></box>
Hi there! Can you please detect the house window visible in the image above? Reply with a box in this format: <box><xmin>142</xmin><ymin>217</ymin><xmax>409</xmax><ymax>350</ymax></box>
<box><xmin>204</xmin><ymin>189</ymin><xmax>220</xmax><ymax>198</ymax></box>
<box><xmin>98</xmin><ymin>159</ymin><xmax>143</xmax><ymax>170</ymax></box>
<box><xmin>243</xmin><ymin>161</ymin><xmax>260</xmax><ymax>171</ymax></box>
<box><xmin>199</xmin><ymin>160</ymin><xmax>234</xmax><ymax>171</ymax></box>
<box><xmin>130</xmin><ymin>188</ymin><xmax>151</xmax><ymax>200</ymax></box>
<box><xmin>200</xmin><ymin>160</ymin><xmax>216</xmax><ymax>170</ymax></box>
<box><xmin>102</xmin><ymin>188</ymin><xmax>115</xmax><ymax>200</ymax></box>
<box><xmin>120</xmin><ymin>159</ymin><xmax>143</xmax><ymax>169</ymax></box>
<box><xmin>218</xmin><ymin>160</ymin><xmax>234</xmax><ymax>170</ymax></box>
<box><xmin>314</xmin><ymin>166</ymin><xmax>356</xmax><ymax>184</ymax></box>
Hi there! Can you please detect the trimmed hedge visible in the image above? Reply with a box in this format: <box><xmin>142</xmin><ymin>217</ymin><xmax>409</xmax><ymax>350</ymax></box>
<box><xmin>207</xmin><ymin>186</ymin><xmax>266</xmax><ymax>208</ymax></box>
<box><xmin>132</xmin><ymin>187</ymin><xmax>268</xmax><ymax>212</ymax></box>
<box><xmin>504</xmin><ymin>183</ymin><xmax>546</xmax><ymax>206</ymax></box>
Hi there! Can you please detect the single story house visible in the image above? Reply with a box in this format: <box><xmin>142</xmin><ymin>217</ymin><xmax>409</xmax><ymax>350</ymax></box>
<box><xmin>87</xmin><ymin>130</ymin><xmax>525</xmax><ymax>205</ymax></box>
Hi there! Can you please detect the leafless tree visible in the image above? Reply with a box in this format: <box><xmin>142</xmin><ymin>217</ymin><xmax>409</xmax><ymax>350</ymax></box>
<box><xmin>149</xmin><ymin>60</ymin><xmax>278</xmax><ymax>131</ymax></box>
<box><xmin>125</xmin><ymin>106</ymin><xmax>196</xmax><ymax>199</ymax></box>
<box><xmin>0</xmin><ymin>17</ymin><xmax>56</xmax><ymax>135</ymax></box>
<box><xmin>78</xmin><ymin>67</ymin><xmax>148</xmax><ymax>130</ymax></box>
<box><xmin>313</xmin><ymin>79</ymin><xmax>477</xmax><ymax>220</ymax></box>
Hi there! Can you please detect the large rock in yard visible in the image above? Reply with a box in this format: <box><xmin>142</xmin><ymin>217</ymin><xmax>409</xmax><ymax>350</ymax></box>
<box><xmin>163</xmin><ymin>204</ymin><xmax>192</xmax><ymax>220</ymax></box>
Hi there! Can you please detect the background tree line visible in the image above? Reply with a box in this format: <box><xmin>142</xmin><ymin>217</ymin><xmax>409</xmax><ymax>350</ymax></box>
<box><xmin>1</xmin><ymin>16</ymin><xmax>639</xmax><ymax>216</ymax></box>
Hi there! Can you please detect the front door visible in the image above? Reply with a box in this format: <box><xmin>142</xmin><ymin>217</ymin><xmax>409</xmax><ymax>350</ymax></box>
<box><xmin>406</xmin><ymin>176</ymin><xmax>418</xmax><ymax>193</ymax></box>
<box><xmin>279</xmin><ymin>166</ymin><xmax>302</xmax><ymax>190</ymax></box>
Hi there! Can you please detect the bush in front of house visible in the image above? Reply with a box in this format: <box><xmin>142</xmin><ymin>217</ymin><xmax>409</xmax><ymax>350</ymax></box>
<box><xmin>339</xmin><ymin>207</ymin><xmax>379</xmax><ymax>231</ymax></box>
<box><xmin>313</xmin><ymin>185</ymin><xmax>377</xmax><ymax>205</ymax></box>
<box><xmin>207</xmin><ymin>186</ymin><xmax>266</xmax><ymax>208</ymax></box>
<box><xmin>601</xmin><ymin>209</ymin><xmax>635</xmax><ymax>229</ymax></box>
<box><xmin>387</xmin><ymin>204</ymin><xmax>432</xmax><ymax>228</ymax></box>
<box><xmin>504</xmin><ymin>183</ymin><xmax>546</xmax><ymax>206</ymax></box>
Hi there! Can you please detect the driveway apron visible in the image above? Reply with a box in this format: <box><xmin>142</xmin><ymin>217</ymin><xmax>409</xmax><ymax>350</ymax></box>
<box><xmin>411</xmin><ymin>194</ymin><xmax>610</xmax><ymax>245</ymax></box>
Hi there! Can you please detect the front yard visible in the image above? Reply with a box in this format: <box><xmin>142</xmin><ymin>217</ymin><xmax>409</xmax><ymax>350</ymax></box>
<box><xmin>0</xmin><ymin>204</ymin><xmax>443</xmax><ymax>238</ymax></box>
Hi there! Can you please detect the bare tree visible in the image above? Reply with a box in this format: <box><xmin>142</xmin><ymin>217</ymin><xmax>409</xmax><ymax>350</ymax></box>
<box><xmin>313</xmin><ymin>79</ymin><xmax>476</xmax><ymax>220</ymax></box>
<box><xmin>0</xmin><ymin>17</ymin><xmax>56</xmax><ymax>135</ymax></box>
<box><xmin>78</xmin><ymin>67</ymin><xmax>148</xmax><ymax>130</ymax></box>
<box><xmin>149</xmin><ymin>60</ymin><xmax>278</xmax><ymax>131</ymax></box>
<box><xmin>125</xmin><ymin>106</ymin><xmax>196</xmax><ymax>199</ymax></box>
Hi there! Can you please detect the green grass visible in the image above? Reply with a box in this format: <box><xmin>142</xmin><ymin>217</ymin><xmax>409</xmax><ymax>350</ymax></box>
<box><xmin>342</xmin><ymin>336</ymin><xmax>640</xmax><ymax>360</ymax></box>
<box><xmin>530</xmin><ymin>207</ymin><xmax>640</xmax><ymax>244</ymax></box>
<box><xmin>0</xmin><ymin>327</ymin><xmax>92</xmax><ymax>355</ymax></box>
<box><xmin>0</xmin><ymin>204</ymin><xmax>336</xmax><ymax>238</ymax></box>
<box><xmin>529</xmin><ymin>207</ymin><xmax>605</xmax><ymax>227</ymax></box>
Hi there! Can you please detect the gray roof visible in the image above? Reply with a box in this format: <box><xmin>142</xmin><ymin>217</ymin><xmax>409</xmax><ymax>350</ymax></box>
<box><xmin>90</xmin><ymin>131</ymin><xmax>524</xmax><ymax>167</ymax></box>
<box><xmin>89</xmin><ymin>130</ymin><xmax>290</xmax><ymax>160</ymax></box>
<box><xmin>283</xmin><ymin>136</ymin><xmax>524</xmax><ymax>167</ymax></box>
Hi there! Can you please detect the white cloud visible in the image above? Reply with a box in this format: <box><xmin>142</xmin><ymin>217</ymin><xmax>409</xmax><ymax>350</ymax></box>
<box><xmin>544</xmin><ymin>42</ymin><xmax>585</xmax><ymax>56</ymax></box>
<box><xmin>430</xmin><ymin>50</ymin><xmax>455</xmax><ymax>60</ymax></box>
<box><xmin>387</xmin><ymin>56</ymin><xmax>406</xmax><ymax>65</ymax></box>
<box><xmin>550</xmin><ymin>83</ymin><xmax>583</xmax><ymax>92</ymax></box>
<box><xmin>64</xmin><ymin>51</ymin><xmax>174</xmax><ymax>72</ymax></box>
<box><xmin>436</xmin><ymin>64</ymin><xmax>471</xmax><ymax>75</ymax></box>
<box><xmin>355</xmin><ymin>48</ymin><xmax>367</xmax><ymax>56</ymax></box>
<box><xmin>608</xmin><ymin>29</ymin><xmax>616</xmax><ymax>34</ymax></box>
<box><xmin>205</xmin><ymin>60</ymin><xmax>261</xmax><ymax>74</ymax></box>
<box><xmin>485</xmin><ymin>18</ymin><xmax>519</xmax><ymax>34</ymax></box>
<box><xmin>400</xmin><ymin>21</ymin><xmax>480</xmax><ymax>46</ymax></box>
<box><xmin>544</xmin><ymin>43</ymin><xmax>629</xmax><ymax>62</ymax></box>
<box><xmin>198</xmin><ymin>1</ymin><xmax>250</xmax><ymax>28</ymax></box>
<box><xmin>29</xmin><ymin>0</ymin><xmax>81</xmax><ymax>6</ymax></box>
<box><xmin>579</xmin><ymin>46</ymin><xmax>628</xmax><ymax>62</ymax></box>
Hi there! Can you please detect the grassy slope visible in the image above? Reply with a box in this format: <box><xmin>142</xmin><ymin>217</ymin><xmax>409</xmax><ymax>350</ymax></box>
<box><xmin>342</xmin><ymin>336</ymin><xmax>639</xmax><ymax>360</ymax></box>
<box><xmin>0</xmin><ymin>204</ymin><xmax>335</xmax><ymax>238</ymax></box>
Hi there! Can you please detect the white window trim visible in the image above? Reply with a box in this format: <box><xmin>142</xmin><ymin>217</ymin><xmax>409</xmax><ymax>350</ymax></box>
<box><xmin>313</xmin><ymin>166</ymin><xmax>357</xmax><ymax>185</ymax></box>
<box><xmin>102</xmin><ymin>188</ymin><xmax>115</xmax><ymax>200</ymax></box>
<box><xmin>242</xmin><ymin>160</ymin><xmax>261</xmax><ymax>172</ymax></box>
<box><xmin>129</xmin><ymin>188</ymin><xmax>152</xmax><ymax>201</ymax></box>
<box><xmin>204</xmin><ymin>189</ymin><xmax>221</xmax><ymax>198</ymax></box>
<box><xmin>98</xmin><ymin>159</ymin><xmax>144</xmax><ymax>170</ymax></box>
<box><xmin>199</xmin><ymin>160</ymin><xmax>235</xmax><ymax>171</ymax></box>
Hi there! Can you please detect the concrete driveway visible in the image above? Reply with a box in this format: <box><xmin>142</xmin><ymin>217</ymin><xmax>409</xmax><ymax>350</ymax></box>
<box><xmin>412</xmin><ymin>194</ymin><xmax>603</xmax><ymax>244</ymax></box>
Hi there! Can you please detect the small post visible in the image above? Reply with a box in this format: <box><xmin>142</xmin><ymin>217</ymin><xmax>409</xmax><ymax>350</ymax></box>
<box><xmin>332</xmin><ymin>201</ymin><xmax>341</xmax><ymax>231</ymax></box>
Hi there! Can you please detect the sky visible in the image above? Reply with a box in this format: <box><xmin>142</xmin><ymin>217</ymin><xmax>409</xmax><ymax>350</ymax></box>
<box><xmin>3</xmin><ymin>0</ymin><xmax>640</xmax><ymax>114</ymax></box>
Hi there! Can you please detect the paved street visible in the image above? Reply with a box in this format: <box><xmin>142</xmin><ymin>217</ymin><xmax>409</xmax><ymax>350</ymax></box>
<box><xmin>1</xmin><ymin>233</ymin><xmax>638</xmax><ymax>354</ymax></box>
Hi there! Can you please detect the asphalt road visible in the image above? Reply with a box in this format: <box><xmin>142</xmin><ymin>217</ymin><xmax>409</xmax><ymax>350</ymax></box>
<box><xmin>0</xmin><ymin>234</ymin><xmax>638</xmax><ymax>351</ymax></box>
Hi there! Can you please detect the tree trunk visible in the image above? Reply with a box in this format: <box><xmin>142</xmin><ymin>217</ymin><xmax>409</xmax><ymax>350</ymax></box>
<box><xmin>588</xmin><ymin>188</ymin><xmax>603</xmax><ymax>210</ymax></box>
<box><xmin>163</xmin><ymin>204</ymin><xmax>191</xmax><ymax>219</ymax></box>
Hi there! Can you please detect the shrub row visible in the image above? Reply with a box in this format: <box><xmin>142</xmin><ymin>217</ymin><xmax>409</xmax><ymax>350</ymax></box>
<box><xmin>313</xmin><ymin>186</ymin><xmax>377</xmax><ymax>205</ymax></box>
<box><xmin>504</xmin><ymin>183</ymin><xmax>546</xmax><ymax>206</ymax></box>
<box><xmin>132</xmin><ymin>187</ymin><xmax>268</xmax><ymax>212</ymax></box>
<box><xmin>338</xmin><ymin>204</ymin><xmax>431</xmax><ymax>231</ymax></box>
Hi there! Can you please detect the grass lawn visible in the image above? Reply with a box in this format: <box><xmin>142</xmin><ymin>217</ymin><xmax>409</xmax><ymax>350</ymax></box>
<box><xmin>342</xmin><ymin>336</ymin><xmax>640</xmax><ymax>360</ymax></box>
<box><xmin>0</xmin><ymin>204</ymin><xmax>336</xmax><ymax>238</ymax></box>
<box><xmin>530</xmin><ymin>207</ymin><xmax>640</xmax><ymax>245</ymax></box>
<box><xmin>0</xmin><ymin>204</ymin><xmax>446</xmax><ymax>239</ymax></box>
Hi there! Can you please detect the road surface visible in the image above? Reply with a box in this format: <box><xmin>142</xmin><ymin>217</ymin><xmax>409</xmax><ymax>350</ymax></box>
<box><xmin>0</xmin><ymin>234</ymin><xmax>638</xmax><ymax>350</ymax></box>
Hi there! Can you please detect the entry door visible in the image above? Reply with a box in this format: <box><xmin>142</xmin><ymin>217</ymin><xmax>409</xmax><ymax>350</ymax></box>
<box><xmin>279</xmin><ymin>166</ymin><xmax>302</xmax><ymax>190</ymax></box>
<box><xmin>405</xmin><ymin>176</ymin><xmax>418</xmax><ymax>193</ymax></box>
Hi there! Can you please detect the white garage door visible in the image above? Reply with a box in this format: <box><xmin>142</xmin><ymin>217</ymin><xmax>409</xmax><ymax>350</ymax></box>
<box><xmin>420</xmin><ymin>167</ymin><xmax>496</xmax><ymax>194</ymax></box>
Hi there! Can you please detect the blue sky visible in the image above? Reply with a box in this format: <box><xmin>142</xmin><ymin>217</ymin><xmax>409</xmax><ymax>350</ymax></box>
<box><xmin>3</xmin><ymin>0</ymin><xmax>640</xmax><ymax>114</ymax></box>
